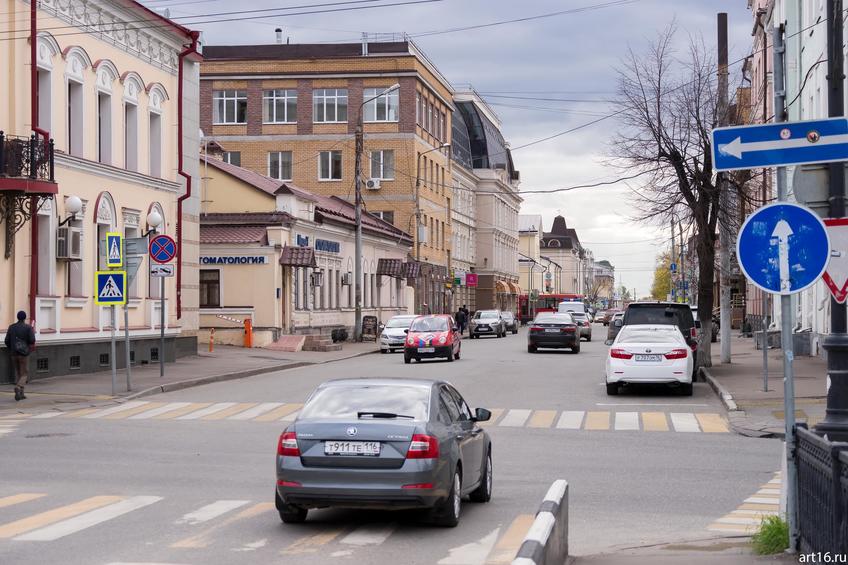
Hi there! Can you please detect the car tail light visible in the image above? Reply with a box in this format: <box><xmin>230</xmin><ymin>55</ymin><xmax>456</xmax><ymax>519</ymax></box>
<box><xmin>690</xmin><ymin>327</ymin><xmax>697</xmax><ymax>340</ymax></box>
<box><xmin>530</xmin><ymin>326</ymin><xmax>543</xmax><ymax>333</ymax></box>
<box><xmin>562</xmin><ymin>326</ymin><xmax>576</xmax><ymax>333</ymax></box>
<box><xmin>402</xmin><ymin>483</ymin><xmax>434</xmax><ymax>489</ymax></box>
<box><xmin>406</xmin><ymin>434</ymin><xmax>439</xmax><ymax>459</ymax></box>
<box><xmin>664</xmin><ymin>348</ymin><xmax>688</xmax><ymax>360</ymax></box>
<box><xmin>610</xmin><ymin>348</ymin><xmax>633</xmax><ymax>359</ymax></box>
<box><xmin>277</xmin><ymin>479</ymin><xmax>301</xmax><ymax>487</ymax></box>
<box><xmin>278</xmin><ymin>431</ymin><xmax>300</xmax><ymax>457</ymax></box>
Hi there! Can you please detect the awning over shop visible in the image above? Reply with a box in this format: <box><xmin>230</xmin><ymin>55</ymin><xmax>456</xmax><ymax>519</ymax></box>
<box><xmin>495</xmin><ymin>280</ymin><xmax>509</xmax><ymax>293</ymax></box>
<box><xmin>509</xmin><ymin>282</ymin><xmax>521</xmax><ymax>295</ymax></box>
<box><xmin>279</xmin><ymin>245</ymin><xmax>317</xmax><ymax>267</ymax></box>
<box><xmin>377</xmin><ymin>258</ymin><xmax>404</xmax><ymax>278</ymax></box>
<box><xmin>402</xmin><ymin>261</ymin><xmax>421</xmax><ymax>278</ymax></box>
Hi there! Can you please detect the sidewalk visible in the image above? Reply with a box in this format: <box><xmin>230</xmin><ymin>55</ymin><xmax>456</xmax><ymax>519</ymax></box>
<box><xmin>702</xmin><ymin>334</ymin><xmax>827</xmax><ymax>437</ymax></box>
<box><xmin>0</xmin><ymin>341</ymin><xmax>379</xmax><ymax>415</ymax></box>
<box><xmin>575</xmin><ymin>537</ymin><xmax>800</xmax><ymax>564</ymax></box>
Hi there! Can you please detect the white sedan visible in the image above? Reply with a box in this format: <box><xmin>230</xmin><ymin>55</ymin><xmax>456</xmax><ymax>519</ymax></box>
<box><xmin>605</xmin><ymin>324</ymin><xmax>694</xmax><ymax>396</ymax></box>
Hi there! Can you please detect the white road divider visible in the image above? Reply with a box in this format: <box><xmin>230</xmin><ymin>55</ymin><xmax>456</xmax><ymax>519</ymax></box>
<box><xmin>512</xmin><ymin>480</ymin><xmax>569</xmax><ymax>565</ymax></box>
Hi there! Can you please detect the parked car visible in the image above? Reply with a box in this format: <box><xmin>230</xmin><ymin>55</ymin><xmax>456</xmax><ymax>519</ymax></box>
<box><xmin>597</xmin><ymin>309</ymin><xmax>618</xmax><ymax>326</ymax></box>
<box><xmin>380</xmin><ymin>314</ymin><xmax>418</xmax><ymax>353</ymax></box>
<box><xmin>605</xmin><ymin>324</ymin><xmax>694</xmax><ymax>396</ymax></box>
<box><xmin>404</xmin><ymin>315</ymin><xmax>462</xmax><ymax>364</ymax></box>
<box><xmin>469</xmin><ymin>310</ymin><xmax>507</xmax><ymax>338</ymax></box>
<box><xmin>275</xmin><ymin>378</ymin><xmax>493</xmax><ymax>527</ymax></box>
<box><xmin>502</xmin><ymin>312</ymin><xmax>519</xmax><ymax>334</ymax></box>
<box><xmin>527</xmin><ymin>312</ymin><xmax>580</xmax><ymax>353</ymax></box>
<box><xmin>606</xmin><ymin>312</ymin><xmax>625</xmax><ymax>342</ymax></box>
<box><xmin>570</xmin><ymin>312</ymin><xmax>592</xmax><ymax>341</ymax></box>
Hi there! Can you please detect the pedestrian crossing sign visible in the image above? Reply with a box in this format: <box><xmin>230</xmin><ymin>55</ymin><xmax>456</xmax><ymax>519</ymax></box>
<box><xmin>94</xmin><ymin>270</ymin><xmax>127</xmax><ymax>305</ymax></box>
<box><xmin>106</xmin><ymin>232</ymin><xmax>123</xmax><ymax>268</ymax></box>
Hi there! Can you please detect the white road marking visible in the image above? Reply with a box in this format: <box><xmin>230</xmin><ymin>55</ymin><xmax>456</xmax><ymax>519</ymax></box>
<box><xmin>438</xmin><ymin>527</ymin><xmax>499</xmax><ymax>564</ymax></box>
<box><xmin>228</xmin><ymin>402</ymin><xmax>284</xmax><ymax>420</ymax></box>
<box><xmin>755</xmin><ymin>489</ymin><xmax>781</xmax><ymax>496</ymax></box>
<box><xmin>556</xmin><ymin>411</ymin><xmax>585</xmax><ymax>430</ymax></box>
<box><xmin>175</xmin><ymin>500</ymin><xmax>250</xmax><ymax>525</ymax></box>
<box><xmin>31</xmin><ymin>412</ymin><xmax>64</xmax><ymax>419</ymax></box>
<box><xmin>614</xmin><ymin>412</ymin><xmax>639</xmax><ymax>431</ymax></box>
<box><xmin>106</xmin><ymin>562</ymin><xmax>192</xmax><ymax>565</ymax></box>
<box><xmin>745</xmin><ymin>497</ymin><xmax>781</xmax><ymax>504</ymax></box>
<box><xmin>232</xmin><ymin>538</ymin><xmax>267</xmax><ymax>552</ymax></box>
<box><xmin>15</xmin><ymin>496</ymin><xmax>162</xmax><ymax>541</ymax></box>
<box><xmin>130</xmin><ymin>402</ymin><xmax>192</xmax><ymax>420</ymax></box>
<box><xmin>280</xmin><ymin>410</ymin><xmax>300</xmax><ymax>422</ymax></box>
<box><xmin>716</xmin><ymin>516</ymin><xmax>763</xmax><ymax>525</ymax></box>
<box><xmin>176</xmin><ymin>403</ymin><xmax>237</xmax><ymax>420</ymax></box>
<box><xmin>670</xmin><ymin>413</ymin><xmax>701</xmax><ymax>433</ymax></box>
<box><xmin>83</xmin><ymin>401</ymin><xmax>149</xmax><ymax>419</ymax></box>
<box><xmin>499</xmin><ymin>409</ymin><xmax>531</xmax><ymax>427</ymax></box>
<box><xmin>340</xmin><ymin>523</ymin><xmax>395</xmax><ymax>546</ymax></box>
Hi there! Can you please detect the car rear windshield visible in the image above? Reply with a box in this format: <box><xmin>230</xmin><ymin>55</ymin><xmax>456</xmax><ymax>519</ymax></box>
<box><xmin>625</xmin><ymin>306</ymin><xmax>693</xmax><ymax>327</ymax></box>
<box><xmin>410</xmin><ymin>317</ymin><xmax>449</xmax><ymax>331</ymax></box>
<box><xmin>536</xmin><ymin>314</ymin><xmax>573</xmax><ymax>324</ymax></box>
<box><xmin>299</xmin><ymin>384</ymin><xmax>430</xmax><ymax>421</ymax></box>
<box><xmin>617</xmin><ymin>328</ymin><xmax>683</xmax><ymax>344</ymax></box>
<box><xmin>386</xmin><ymin>317</ymin><xmax>415</xmax><ymax>328</ymax></box>
<box><xmin>571</xmin><ymin>313</ymin><xmax>587</xmax><ymax>320</ymax></box>
<box><xmin>502</xmin><ymin>312</ymin><xmax>514</xmax><ymax>320</ymax></box>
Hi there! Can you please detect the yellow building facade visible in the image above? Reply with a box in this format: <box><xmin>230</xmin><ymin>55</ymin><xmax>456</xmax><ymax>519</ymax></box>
<box><xmin>0</xmin><ymin>0</ymin><xmax>201</xmax><ymax>379</ymax></box>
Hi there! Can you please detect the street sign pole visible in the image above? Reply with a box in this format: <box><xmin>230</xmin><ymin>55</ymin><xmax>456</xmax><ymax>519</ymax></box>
<box><xmin>124</xmin><ymin>303</ymin><xmax>131</xmax><ymax>392</ymax></box>
<box><xmin>110</xmin><ymin>305</ymin><xmax>117</xmax><ymax>396</ymax></box>
<box><xmin>773</xmin><ymin>23</ymin><xmax>799</xmax><ymax>552</ymax></box>
<box><xmin>160</xmin><ymin>277</ymin><xmax>165</xmax><ymax>378</ymax></box>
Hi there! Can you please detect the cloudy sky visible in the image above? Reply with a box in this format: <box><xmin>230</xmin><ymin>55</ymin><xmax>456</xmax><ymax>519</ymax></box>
<box><xmin>146</xmin><ymin>0</ymin><xmax>753</xmax><ymax>296</ymax></box>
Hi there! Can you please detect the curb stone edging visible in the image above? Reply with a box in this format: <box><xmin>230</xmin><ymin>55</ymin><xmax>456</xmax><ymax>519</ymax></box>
<box><xmin>700</xmin><ymin>366</ymin><xmax>783</xmax><ymax>438</ymax></box>
<box><xmin>699</xmin><ymin>366</ymin><xmax>739</xmax><ymax>412</ymax></box>
<box><xmin>512</xmin><ymin>480</ymin><xmax>568</xmax><ymax>565</ymax></box>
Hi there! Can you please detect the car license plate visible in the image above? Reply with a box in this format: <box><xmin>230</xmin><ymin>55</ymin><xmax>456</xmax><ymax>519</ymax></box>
<box><xmin>478</xmin><ymin>327</ymin><xmax>490</xmax><ymax>331</ymax></box>
<box><xmin>324</xmin><ymin>441</ymin><xmax>381</xmax><ymax>456</ymax></box>
<box><xmin>418</xmin><ymin>347</ymin><xmax>435</xmax><ymax>353</ymax></box>
<box><xmin>544</xmin><ymin>328</ymin><xmax>559</xmax><ymax>333</ymax></box>
<box><xmin>634</xmin><ymin>354</ymin><xmax>662</xmax><ymax>362</ymax></box>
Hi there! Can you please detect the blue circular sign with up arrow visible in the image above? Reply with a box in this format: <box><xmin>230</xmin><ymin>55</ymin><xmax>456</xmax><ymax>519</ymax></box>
<box><xmin>149</xmin><ymin>235</ymin><xmax>177</xmax><ymax>264</ymax></box>
<box><xmin>737</xmin><ymin>202</ymin><xmax>831</xmax><ymax>295</ymax></box>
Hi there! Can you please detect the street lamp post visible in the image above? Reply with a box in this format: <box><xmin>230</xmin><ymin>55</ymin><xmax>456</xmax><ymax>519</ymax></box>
<box><xmin>354</xmin><ymin>83</ymin><xmax>399</xmax><ymax>341</ymax></box>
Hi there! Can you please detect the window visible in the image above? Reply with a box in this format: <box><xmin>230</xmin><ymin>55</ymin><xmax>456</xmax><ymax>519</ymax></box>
<box><xmin>222</xmin><ymin>151</ymin><xmax>241</xmax><ymax>166</ymax></box>
<box><xmin>319</xmin><ymin>151</ymin><xmax>342</xmax><ymax>180</ymax></box>
<box><xmin>68</xmin><ymin>80</ymin><xmax>84</xmax><ymax>157</ymax></box>
<box><xmin>428</xmin><ymin>103</ymin><xmax>433</xmax><ymax>132</ymax></box>
<box><xmin>263</xmin><ymin>89</ymin><xmax>297</xmax><ymax>123</ymax></box>
<box><xmin>313</xmin><ymin>89</ymin><xmax>348</xmax><ymax>123</ymax></box>
<box><xmin>199</xmin><ymin>269</ymin><xmax>221</xmax><ymax>308</ymax></box>
<box><xmin>269</xmin><ymin>151</ymin><xmax>293</xmax><ymax>180</ymax></box>
<box><xmin>213</xmin><ymin>90</ymin><xmax>247</xmax><ymax>124</ymax></box>
<box><xmin>372</xmin><ymin>210</ymin><xmax>394</xmax><ymax>225</ymax></box>
<box><xmin>69</xmin><ymin>355</ymin><xmax>81</xmax><ymax>369</ymax></box>
<box><xmin>369</xmin><ymin>150</ymin><xmax>395</xmax><ymax>179</ymax></box>
<box><xmin>363</xmin><ymin>87</ymin><xmax>399</xmax><ymax>122</ymax></box>
<box><xmin>37</xmin><ymin>70</ymin><xmax>51</xmax><ymax>132</ymax></box>
<box><xmin>124</xmin><ymin>102</ymin><xmax>138</xmax><ymax>171</ymax></box>
<box><xmin>416</xmin><ymin>92</ymin><xmax>421</xmax><ymax>124</ymax></box>
<box><xmin>97</xmin><ymin>92</ymin><xmax>112</xmax><ymax>164</ymax></box>
<box><xmin>440</xmin><ymin>112</ymin><xmax>446</xmax><ymax>141</ymax></box>
<box><xmin>99</xmin><ymin>353</ymin><xmax>110</xmax><ymax>366</ymax></box>
<box><xmin>149</xmin><ymin>112</ymin><xmax>162</xmax><ymax>177</ymax></box>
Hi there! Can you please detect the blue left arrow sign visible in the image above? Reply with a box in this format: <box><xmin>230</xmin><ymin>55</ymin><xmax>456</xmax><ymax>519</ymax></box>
<box><xmin>712</xmin><ymin>117</ymin><xmax>848</xmax><ymax>171</ymax></box>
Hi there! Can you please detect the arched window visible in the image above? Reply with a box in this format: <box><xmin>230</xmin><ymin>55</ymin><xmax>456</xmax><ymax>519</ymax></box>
<box><xmin>36</xmin><ymin>33</ymin><xmax>60</xmax><ymax>132</ymax></box>
<box><xmin>95</xmin><ymin>60</ymin><xmax>118</xmax><ymax>165</ymax></box>
<box><xmin>147</xmin><ymin>83</ymin><xmax>168</xmax><ymax>178</ymax></box>
<box><xmin>63</xmin><ymin>46</ymin><xmax>92</xmax><ymax>157</ymax></box>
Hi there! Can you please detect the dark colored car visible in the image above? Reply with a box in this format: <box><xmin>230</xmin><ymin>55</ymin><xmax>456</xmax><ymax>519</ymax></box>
<box><xmin>618</xmin><ymin>302</ymin><xmax>699</xmax><ymax>375</ymax></box>
<box><xmin>275</xmin><ymin>378</ymin><xmax>493</xmax><ymax>527</ymax></box>
<box><xmin>527</xmin><ymin>312</ymin><xmax>580</xmax><ymax>353</ymax></box>
<box><xmin>502</xmin><ymin>312</ymin><xmax>519</xmax><ymax>334</ymax></box>
<box><xmin>606</xmin><ymin>312</ymin><xmax>625</xmax><ymax>343</ymax></box>
<box><xmin>404</xmin><ymin>315</ymin><xmax>462</xmax><ymax>364</ymax></box>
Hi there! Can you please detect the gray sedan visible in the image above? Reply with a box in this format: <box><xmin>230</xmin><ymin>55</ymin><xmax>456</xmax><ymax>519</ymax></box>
<box><xmin>275</xmin><ymin>378</ymin><xmax>493</xmax><ymax>527</ymax></box>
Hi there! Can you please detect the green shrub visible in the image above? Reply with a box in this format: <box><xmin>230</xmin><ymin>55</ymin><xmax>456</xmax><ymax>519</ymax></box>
<box><xmin>751</xmin><ymin>515</ymin><xmax>789</xmax><ymax>555</ymax></box>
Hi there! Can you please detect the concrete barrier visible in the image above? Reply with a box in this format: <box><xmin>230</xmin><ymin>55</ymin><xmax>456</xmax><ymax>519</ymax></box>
<box><xmin>512</xmin><ymin>480</ymin><xmax>568</xmax><ymax>565</ymax></box>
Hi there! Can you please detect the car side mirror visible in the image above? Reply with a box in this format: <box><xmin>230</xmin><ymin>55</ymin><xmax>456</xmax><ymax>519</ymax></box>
<box><xmin>379</xmin><ymin>323</ymin><xmax>385</xmax><ymax>330</ymax></box>
<box><xmin>614</xmin><ymin>319</ymin><xmax>623</xmax><ymax>327</ymax></box>
<box><xmin>605</xmin><ymin>339</ymin><xmax>614</xmax><ymax>346</ymax></box>
<box><xmin>404</xmin><ymin>329</ymin><xmax>409</xmax><ymax>334</ymax></box>
<box><xmin>474</xmin><ymin>408</ymin><xmax>491</xmax><ymax>422</ymax></box>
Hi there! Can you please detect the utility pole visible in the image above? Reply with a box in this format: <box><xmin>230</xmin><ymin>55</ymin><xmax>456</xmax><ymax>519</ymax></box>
<box><xmin>679</xmin><ymin>220</ymin><xmax>686</xmax><ymax>304</ymax></box>
<box><xmin>816</xmin><ymin>0</ymin><xmax>848</xmax><ymax>440</ymax></box>
<box><xmin>354</xmin><ymin>121</ymin><xmax>364</xmax><ymax>341</ymax></box>
<box><xmin>718</xmin><ymin>12</ymin><xmax>732</xmax><ymax>364</ymax></box>
<box><xmin>773</xmin><ymin>22</ymin><xmax>799</xmax><ymax>552</ymax></box>
<box><xmin>671</xmin><ymin>217</ymin><xmax>677</xmax><ymax>301</ymax></box>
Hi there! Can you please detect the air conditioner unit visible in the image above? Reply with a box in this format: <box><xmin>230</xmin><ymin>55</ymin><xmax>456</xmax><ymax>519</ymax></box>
<box><xmin>56</xmin><ymin>226</ymin><xmax>83</xmax><ymax>261</ymax></box>
<box><xmin>341</xmin><ymin>272</ymin><xmax>353</xmax><ymax>286</ymax></box>
<box><xmin>365</xmin><ymin>178</ymin><xmax>381</xmax><ymax>190</ymax></box>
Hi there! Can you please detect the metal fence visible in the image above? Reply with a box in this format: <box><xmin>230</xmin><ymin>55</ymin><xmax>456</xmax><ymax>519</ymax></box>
<box><xmin>0</xmin><ymin>131</ymin><xmax>54</xmax><ymax>182</ymax></box>
<box><xmin>796</xmin><ymin>426</ymin><xmax>848</xmax><ymax>553</ymax></box>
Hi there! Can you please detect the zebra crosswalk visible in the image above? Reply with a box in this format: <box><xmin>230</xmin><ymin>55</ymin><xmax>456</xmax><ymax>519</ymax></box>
<box><xmin>0</xmin><ymin>415</ymin><xmax>25</xmax><ymax>438</ymax></box>
<box><xmin>26</xmin><ymin>401</ymin><xmax>730</xmax><ymax>433</ymax></box>
<box><xmin>707</xmin><ymin>472</ymin><xmax>782</xmax><ymax>534</ymax></box>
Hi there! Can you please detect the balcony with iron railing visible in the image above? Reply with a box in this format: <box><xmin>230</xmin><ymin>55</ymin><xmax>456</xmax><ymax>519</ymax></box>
<box><xmin>0</xmin><ymin>131</ymin><xmax>57</xmax><ymax>193</ymax></box>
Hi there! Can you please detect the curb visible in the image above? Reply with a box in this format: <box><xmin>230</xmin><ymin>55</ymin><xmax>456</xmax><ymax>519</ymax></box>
<box><xmin>513</xmin><ymin>480</ymin><xmax>569</xmax><ymax>565</ymax></box>
<box><xmin>700</xmin><ymin>366</ymin><xmax>784</xmax><ymax>438</ymax></box>
<box><xmin>700</xmin><ymin>366</ymin><xmax>738</xmax><ymax>411</ymax></box>
<box><xmin>125</xmin><ymin>348</ymin><xmax>379</xmax><ymax>401</ymax></box>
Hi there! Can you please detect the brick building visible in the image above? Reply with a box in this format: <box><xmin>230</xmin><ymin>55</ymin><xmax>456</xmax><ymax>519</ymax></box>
<box><xmin>199</xmin><ymin>37</ymin><xmax>455</xmax><ymax>316</ymax></box>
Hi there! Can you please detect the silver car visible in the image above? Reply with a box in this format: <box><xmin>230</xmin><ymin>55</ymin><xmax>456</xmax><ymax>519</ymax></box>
<box><xmin>380</xmin><ymin>314</ymin><xmax>418</xmax><ymax>353</ymax></box>
<box><xmin>469</xmin><ymin>310</ymin><xmax>507</xmax><ymax>338</ymax></box>
<box><xmin>571</xmin><ymin>312</ymin><xmax>592</xmax><ymax>341</ymax></box>
<box><xmin>275</xmin><ymin>378</ymin><xmax>494</xmax><ymax>527</ymax></box>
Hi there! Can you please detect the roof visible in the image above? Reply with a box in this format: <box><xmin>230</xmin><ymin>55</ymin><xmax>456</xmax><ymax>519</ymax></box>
<box><xmin>203</xmin><ymin>156</ymin><xmax>281</xmax><ymax>196</ymax></box>
<box><xmin>280</xmin><ymin>246</ymin><xmax>317</xmax><ymax>267</ymax></box>
<box><xmin>275</xmin><ymin>182</ymin><xmax>318</xmax><ymax>202</ymax></box>
<box><xmin>200</xmin><ymin>225</ymin><xmax>268</xmax><ymax>245</ymax></box>
<box><xmin>200</xmin><ymin>212</ymin><xmax>292</xmax><ymax>225</ymax></box>
<box><xmin>203</xmin><ymin>42</ymin><xmax>411</xmax><ymax>61</ymax></box>
<box><xmin>454</xmin><ymin>100</ymin><xmax>517</xmax><ymax>178</ymax></box>
<box><xmin>125</xmin><ymin>1</ymin><xmax>195</xmax><ymax>38</ymax></box>
<box><xmin>542</xmin><ymin>215</ymin><xmax>581</xmax><ymax>250</ymax></box>
<box><xmin>518</xmin><ymin>215</ymin><xmax>543</xmax><ymax>233</ymax></box>
<box><xmin>313</xmin><ymin>195</ymin><xmax>412</xmax><ymax>244</ymax></box>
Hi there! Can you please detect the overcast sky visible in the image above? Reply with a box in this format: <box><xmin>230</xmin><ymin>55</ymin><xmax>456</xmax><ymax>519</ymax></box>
<box><xmin>150</xmin><ymin>0</ymin><xmax>753</xmax><ymax>296</ymax></box>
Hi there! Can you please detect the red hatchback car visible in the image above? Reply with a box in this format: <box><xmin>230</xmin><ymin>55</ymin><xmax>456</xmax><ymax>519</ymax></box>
<box><xmin>403</xmin><ymin>315</ymin><xmax>462</xmax><ymax>364</ymax></box>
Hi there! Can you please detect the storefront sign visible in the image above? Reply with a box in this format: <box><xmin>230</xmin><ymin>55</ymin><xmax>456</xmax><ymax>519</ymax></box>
<box><xmin>200</xmin><ymin>256</ymin><xmax>268</xmax><ymax>265</ymax></box>
<box><xmin>315</xmin><ymin>239</ymin><xmax>340</xmax><ymax>253</ymax></box>
<box><xmin>296</xmin><ymin>234</ymin><xmax>309</xmax><ymax>247</ymax></box>
<box><xmin>466</xmin><ymin>273</ymin><xmax>478</xmax><ymax>287</ymax></box>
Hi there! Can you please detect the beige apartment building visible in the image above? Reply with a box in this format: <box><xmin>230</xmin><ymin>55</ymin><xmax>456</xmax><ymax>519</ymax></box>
<box><xmin>0</xmin><ymin>0</ymin><xmax>201</xmax><ymax>379</ymax></box>
<box><xmin>199</xmin><ymin>37</ymin><xmax>455</xmax><ymax>315</ymax></box>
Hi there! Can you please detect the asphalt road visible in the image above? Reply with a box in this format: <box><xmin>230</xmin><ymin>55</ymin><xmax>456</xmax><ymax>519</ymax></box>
<box><xmin>0</xmin><ymin>325</ymin><xmax>783</xmax><ymax>564</ymax></box>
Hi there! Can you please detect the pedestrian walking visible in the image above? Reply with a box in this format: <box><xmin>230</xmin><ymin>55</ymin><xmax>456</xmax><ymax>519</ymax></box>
<box><xmin>455</xmin><ymin>308</ymin><xmax>467</xmax><ymax>335</ymax></box>
<box><xmin>5</xmin><ymin>311</ymin><xmax>36</xmax><ymax>401</ymax></box>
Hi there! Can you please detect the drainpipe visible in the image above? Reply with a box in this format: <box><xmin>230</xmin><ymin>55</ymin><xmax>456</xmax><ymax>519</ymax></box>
<box><xmin>175</xmin><ymin>31</ymin><xmax>201</xmax><ymax>319</ymax></box>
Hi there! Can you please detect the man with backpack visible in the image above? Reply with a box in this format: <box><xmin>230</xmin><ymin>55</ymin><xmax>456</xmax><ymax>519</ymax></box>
<box><xmin>5</xmin><ymin>311</ymin><xmax>36</xmax><ymax>401</ymax></box>
<box><xmin>455</xmin><ymin>307</ymin><xmax>467</xmax><ymax>335</ymax></box>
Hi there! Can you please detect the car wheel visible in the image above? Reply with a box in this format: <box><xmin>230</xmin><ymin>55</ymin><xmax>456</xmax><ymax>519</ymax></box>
<box><xmin>447</xmin><ymin>351</ymin><xmax>454</xmax><ymax>362</ymax></box>
<box><xmin>606</xmin><ymin>383</ymin><xmax>619</xmax><ymax>395</ymax></box>
<box><xmin>512</xmin><ymin>330</ymin><xmax>518</xmax><ymax>335</ymax></box>
<box><xmin>527</xmin><ymin>345</ymin><xmax>537</xmax><ymax>353</ymax></box>
<box><xmin>454</xmin><ymin>349</ymin><xmax>461</xmax><ymax>360</ymax></box>
<box><xmin>381</xmin><ymin>349</ymin><xmax>387</xmax><ymax>354</ymax></box>
<box><xmin>469</xmin><ymin>451</ymin><xmax>492</xmax><ymax>503</ymax></box>
<box><xmin>276</xmin><ymin>492</ymin><xmax>308</xmax><ymax>524</ymax></box>
<box><xmin>404</xmin><ymin>352</ymin><xmax>411</xmax><ymax>364</ymax></box>
<box><xmin>572</xmin><ymin>343</ymin><xmax>581</xmax><ymax>354</ymax></box>
<box><xmin>680</xmin><ymin>383</ymin><xmax>694</xmax><ymax>396</ymax></box>
<box><xmin>586</xmin><ymin>334</ymin><xmax>592</xmax><ymax>342</ymax></box>
<box><xmin>433</xmin><ymin>469</ymin><xmax>462</xmax><ymax>527</ymax></box>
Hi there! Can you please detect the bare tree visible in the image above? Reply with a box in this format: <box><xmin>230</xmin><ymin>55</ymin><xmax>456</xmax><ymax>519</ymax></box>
<box><xmin>609</xmin><ymin>24</ymin><xmax>751</xmax><ymax>366</ymax></box>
